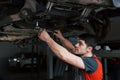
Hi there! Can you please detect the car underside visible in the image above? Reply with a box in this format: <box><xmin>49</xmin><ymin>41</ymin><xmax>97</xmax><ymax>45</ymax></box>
<box><xmin>0</xmin><ymin>0</ymin><xmax>120</xmax><ymax>47</ymax></box>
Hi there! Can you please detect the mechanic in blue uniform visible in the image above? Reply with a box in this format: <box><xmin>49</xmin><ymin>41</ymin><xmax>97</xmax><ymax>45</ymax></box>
<box><xmin>38</xmin><ymin>29</ymin><xmax>103</xmax><ymax>80</ymax></box>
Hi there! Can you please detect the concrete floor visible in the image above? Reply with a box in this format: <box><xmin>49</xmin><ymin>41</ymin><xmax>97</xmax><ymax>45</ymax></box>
<box><xmin>6</xmin><ymin>70</ymin><xmax>74</xmax><ymax>80</ymax></box>
<box><xmin>7</xmin><ymin>71</ymin><xmax>46</xmax><ymax>80</ymax></box>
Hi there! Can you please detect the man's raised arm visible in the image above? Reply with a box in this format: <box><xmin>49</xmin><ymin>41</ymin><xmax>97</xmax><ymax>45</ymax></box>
<box><xmin>53</xmin><ymin>30</ymin><xmax>76</xmax><ymax>53</ymax></box>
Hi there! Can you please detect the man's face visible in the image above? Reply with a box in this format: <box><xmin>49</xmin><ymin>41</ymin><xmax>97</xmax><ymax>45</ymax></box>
<box><xmin>74</xmin><ymin>39</ymin><xmax>89</xmax><ymax>55</ymax></box>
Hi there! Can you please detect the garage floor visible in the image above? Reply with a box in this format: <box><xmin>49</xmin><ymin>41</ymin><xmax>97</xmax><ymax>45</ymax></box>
<box><xmin>6</xmin><ymin>70</ymin><xmax>74</xmax><ymax>80</ymax></box>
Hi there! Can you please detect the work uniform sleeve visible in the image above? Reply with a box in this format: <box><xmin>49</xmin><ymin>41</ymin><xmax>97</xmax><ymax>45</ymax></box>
<box><xmin>81</xmin><ymin>57</ymin><xmax>98</xmax><ymax>73</ymax></box>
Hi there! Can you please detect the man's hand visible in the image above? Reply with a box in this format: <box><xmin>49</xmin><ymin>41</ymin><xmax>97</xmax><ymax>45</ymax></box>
<box><xmin>53</xmin><ymin>30</ymin><xmax>64</xmax><ymax>40</ymax></box>
<box><xmin>38</xmin><ymin>29</ymin><xmax>51</xmax><ymax>42</ymax></box>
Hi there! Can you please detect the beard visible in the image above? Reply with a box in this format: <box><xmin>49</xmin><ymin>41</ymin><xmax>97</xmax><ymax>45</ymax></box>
<box><xmin>74</xmin><ymin>48</ymin><xmax>88</xmax><ymax>56</ymax></box>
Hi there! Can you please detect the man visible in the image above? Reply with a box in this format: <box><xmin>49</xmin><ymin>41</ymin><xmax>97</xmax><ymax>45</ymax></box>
<box><xmin>38</xmin><ymin>29</ymin><xmax>103</xmax><ymax>80</ymax></box>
